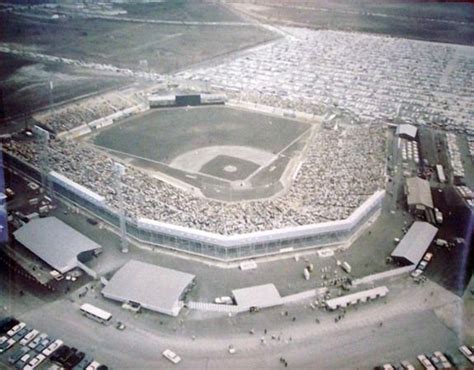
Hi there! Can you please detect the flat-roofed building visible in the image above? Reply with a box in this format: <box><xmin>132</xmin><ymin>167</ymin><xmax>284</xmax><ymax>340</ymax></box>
<box><xmin>325</xmin><ymin>286</ymin><xmax>389</xmax><ymax>311</ymax></box>
<box><xmin>391</xmin><ymin>221</ymin><xmax>438</xmax><ymax>265</ymax></box>
<box><xmin>406</xmin><ymin>177</ymin><xmax>433</xmax><ymax>212</ymax></box>
<box><xmin>396</xmin><ymin>124</ymin><xmax>418</xmax><ymax>140</ymax></box>
<box><xmin>102</xmin><ymin>260</ymin><xmax>195</xmax><ymax>317</ymax></box>
<box><xmin>232</xmin><ymin>284</ymin><xmax>282</xmax><ymax>310</ymax></box>
<box><xmin>13</xmin><ymin>216</ymin><xmax>102</xmax><ymax>274</ymax></box>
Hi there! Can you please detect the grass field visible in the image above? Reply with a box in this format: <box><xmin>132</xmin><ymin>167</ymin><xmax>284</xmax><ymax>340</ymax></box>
<box><xmin>231</xmin><ymin>1</ymin><xmax>474</xmax><ymax>45</ymax></box>
<box><xmin>90</xmin><ymin>106</ymin><xmax>310</xmax><ymax>200</ymax></box>
<box><xmin>0</xmin><ymin>12</ymin><xmax>275</xmax><ymax>73</ymax></box>
<box><xmin>0</xmin><ymin>53</ymin><xmax>129</xmax><ymax>121</ymax></box>
<box><xmin>116</xmin><ymin>1</ymin><xmax>242</xmax><ymax>22</ymax></box>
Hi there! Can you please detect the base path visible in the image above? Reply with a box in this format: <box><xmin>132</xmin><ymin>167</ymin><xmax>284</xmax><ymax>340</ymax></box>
<box><xmin>170</xmin><ymin>145</ymin><xmax>276</xmax><ymax>173</ymax></box>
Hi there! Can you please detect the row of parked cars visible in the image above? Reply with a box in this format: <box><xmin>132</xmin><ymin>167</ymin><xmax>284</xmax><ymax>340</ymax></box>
<box><xmin>376</xmin><ymin>345</ymin><xmax>474</xmax><ymax>370</ymax></box>
<box><xmin>0</xmin><ymin>317</ymin><xmax>108</xmax><ymax>370</ymax></box>
<box><xmin>410</xmin><ymin>252</ymin><xmax>433</xmax><ymax>279</ymax></box>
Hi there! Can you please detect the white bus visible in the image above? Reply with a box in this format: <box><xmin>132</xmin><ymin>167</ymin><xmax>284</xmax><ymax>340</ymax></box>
<box><xmin>436</xmin><ymin>164</ymin><xmax>446</xmax><ymax>183</ymax></box>
<box><xmin>80</xmin><ymin>303</ymin><xmax>112</xmax><ymax>325</ymax></box>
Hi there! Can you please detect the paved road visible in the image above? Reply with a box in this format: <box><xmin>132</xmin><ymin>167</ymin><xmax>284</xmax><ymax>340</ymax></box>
<box><xmin>1</xmin><ymin>273</ymin><xmax>471</xmax><ymax>369</ymax></box>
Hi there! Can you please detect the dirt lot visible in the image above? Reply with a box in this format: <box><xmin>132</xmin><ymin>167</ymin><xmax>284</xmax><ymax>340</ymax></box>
<box><xmin>0</xmin><ymin>12</ymin><xmax>275</xmax><ymax>73</ymax></box>
<box><xmin>230</xmin><ymin>1</ymin><xmax>474</xmax><ymax>45</ymax></box>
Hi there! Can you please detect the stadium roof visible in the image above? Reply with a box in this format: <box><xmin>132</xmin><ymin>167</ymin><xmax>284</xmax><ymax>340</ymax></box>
<box><xmin>396</xmin><ymin>124</ymin><xmax>418</xmax><ymax>140</ymax></box>
<box><xmin>232</xmin><ymin>284</ymin><xmax>282</xmax><ymax>309</ymax></box>
<box><xmin>101</xmin><ymin>260</ymin><xmax>195</xmax><ymax>317</ymax></box>
<box><xmin>391</xmin><ymin>221</ymin><xmax>438</xmax><ymax>265</ymax></box>
<box><xmin>13</xmin><ymin>217</ymin><xmax>102</xmax><ymax>274</ymax></box>
<box><xmin>406</xmin><ymin>177</ymin><xmax>433</xmax><ymax>209</ymax></box>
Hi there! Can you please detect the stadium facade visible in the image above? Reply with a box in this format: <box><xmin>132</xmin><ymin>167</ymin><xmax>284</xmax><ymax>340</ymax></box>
<box><xmin>4</xmin><ymin>152</ymin><xmax>385</xmax><ymax>261</ymax></box>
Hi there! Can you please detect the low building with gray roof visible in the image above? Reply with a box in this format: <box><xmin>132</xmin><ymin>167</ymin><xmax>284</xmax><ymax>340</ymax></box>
<box><xmin>391</xmin><ymin>221</ymin><xmax>438</xmax><ymax>265</ymax></box>
<box><xmin>101</xmin><ymin>260</ymin><xmax>195</xmax><ymax>317</ymax></box>
<box><xmin>232</xmin><ymin>284</ymin><xmax>283</xmax><ymax>310</ymax></box>
<box><xmin>13</xmin><ymin>216</ymin><xmax>102</xmax><ymax>274</ymax></box>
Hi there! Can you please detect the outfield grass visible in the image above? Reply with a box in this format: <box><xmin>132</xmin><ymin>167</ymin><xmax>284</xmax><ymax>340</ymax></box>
<box><xmin>92</xmin><ymin>106</ymin><xmax>309</xmax><ymax>165</ymax></box>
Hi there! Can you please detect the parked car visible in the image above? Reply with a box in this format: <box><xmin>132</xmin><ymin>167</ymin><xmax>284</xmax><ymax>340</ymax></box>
<box><xmin>24</xmin><ymin>353</ymin><xmax>47</xmax><ymax>370</ymax></box>
<box><xmin>411</xmin><ymin>269</ymin><xmax>423</xmax><ymax>278</ymax></box>
<box><xmin>459</xmin><ymin>345</ymin><xmax>474</xmax><ymax>363</ymax></box>
<box><xmin>28</xmin><ymin>333</ymin><xmax>48</xmax><ymax>349</ymax></box>
<box><xmin>85</xmin><ymin>360</ymin><xmax>102</xmax><ymax>370</ymax></box>
<box><xmin>50</xmin><ymin>344</ymin><xmax>70</xmax><ymax>363</ymax></box>
<box><xmin>20</xmin><ymin>330</ymin><xmax>39</xmax><ymax>346</ymax></box>
<box><xmin>418</xmin><ymin>260</ymin><xmax>429</xmax><ymax>270</ymax></box>
<box><xmin>428</xmin><ymin>354</ymin><xmax>443</xmax><ymax>369</ymax></box>
<box><xmin>8</xmin><ymin>346</ymin><xmax>30</xmax><ymax>364</ymax></box>
<box><xmin>7</xmin><ymin>322</ymin><xmax>26</xmax><ymax>337</ymax></box>
<box><xmin>35</xmin><ymin>337</ymin><xmax>52</xmax><ymax>353</ymax></box>
<box><xmin>417</xmin><ymin>354</ymin><xmax>435</xmax><ymax>370</ymax></box>
<box><xmin>214</xmin><ymin>296</ymin><xmax>233</xmax><ymax>305</ymax></box>
<box><xmin>12</xmin><ymin>326</ymin><xmax>30</xmax><ymax>341</ymax></box>
<box><xmin>43</xmin><ymin>339</ymin><xmax>63</xmax><ymax>356</ymax></box>
<box><xmin>433</xmin><ymin>351</ymin><xmax>452</xmax><ymax>368</ymax></box>
<box><xmin>0</xmin><ymin>335</ymin><xmax>16</xmax><ymax>353</ymax></box>
<box><xmin>400</xmin><ymin>360</ymin><xmax>415</xmax><ymax>370</ymax></box>
<box><xmin>15</xmin><ymin>353</ymin><xmax>32</xmax><ymax>369</ymax></box>
<box><xmin>162</xmin><ymin>349</ymin><xmax>181</xmax><ymax>364</ymax></box>
<box><xmin>65</xmin><ymin>351</ymin><xmax>85</xmax><ymax>368</ymax></box>
<box><xmin>72</xmin><ymin>355</ymin><xmax>93</xmax><ymax>370</ymax></box>
<box><xmin>423</xmin><ymin>253</ymin><xmax>433</xmax><ymax>262</ymax></box>
<box><xmin>0</xmin><ymin>317</ymin><xmax>19</xmax><ymax>334</ymax></box>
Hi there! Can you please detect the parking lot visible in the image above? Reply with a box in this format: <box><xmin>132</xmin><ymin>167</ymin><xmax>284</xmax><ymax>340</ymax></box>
<box><xmin>0</xmin><ymin>316</ymin><xmax>108</xmax><ymax>369</ymax></box>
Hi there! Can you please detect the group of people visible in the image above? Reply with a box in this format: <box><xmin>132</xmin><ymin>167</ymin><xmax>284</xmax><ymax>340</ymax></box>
<box><xmin>5</xmin><ymin>118</ymin><xmax>386</xmax><ymax>235</ymax></box>
<box><xmin>35</xmin><ymin>92</ymin><xmax>139</xmax><ymax>133</ymax></box>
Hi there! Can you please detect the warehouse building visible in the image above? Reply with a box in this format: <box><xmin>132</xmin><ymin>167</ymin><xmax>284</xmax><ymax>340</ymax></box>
<box><xmin>13</xmin><ymin>217</ymin><xmax>102</xmax><ymax>276</ymax></box>
<box><xmin>406</xmin><ymin>177</ymin><xmax>433</xmax><ymax>213</ymax></box>
<box><xmin>391</xmin><ymin>221</ymin><xmax>438</xmax><ymax>265</ymax></box>
<box><xmin>232</xmin><ymin>284</ymin><xmax>283</xmax><ymax>311</ymax></box>
<box><xmin>102</xmin><ymin>260</ymin><xmax>195</xmax><ymax>317</ymax></box>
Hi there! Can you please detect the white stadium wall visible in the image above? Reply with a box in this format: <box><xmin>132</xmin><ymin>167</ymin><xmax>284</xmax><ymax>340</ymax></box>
<box><xmin>5</xmin><ymin>152</ymin><xmax>384</xmax><ymax>261</ymax></box>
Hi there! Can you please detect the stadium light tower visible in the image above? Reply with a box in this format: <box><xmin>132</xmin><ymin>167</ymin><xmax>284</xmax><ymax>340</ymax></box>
<box><xmin>35</xmin><ymin>126</ymin><xmax>51</xmax><ymax>197</ymax></box>
<box><xmin>114</xmin><ymin>162</ymin><xmax>129</xmax><ymax>253</ymax></box>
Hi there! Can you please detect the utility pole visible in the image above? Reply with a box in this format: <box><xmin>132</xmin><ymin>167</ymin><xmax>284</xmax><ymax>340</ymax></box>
<box><xmin>113</xmin><ymin>162</ymin><xmax>128</xmax><ymax>253</ymax></box>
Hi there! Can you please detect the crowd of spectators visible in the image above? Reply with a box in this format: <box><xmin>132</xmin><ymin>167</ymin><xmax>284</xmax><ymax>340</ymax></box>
<box><xmin>5</xmin><ymin>121</ymin><xmax>386</xmax><ymax>235</ymax></box>
<box><xmin>34</xmin><ymin>92</ymin><xmax>141</xmax><ymax>133</ymax></box>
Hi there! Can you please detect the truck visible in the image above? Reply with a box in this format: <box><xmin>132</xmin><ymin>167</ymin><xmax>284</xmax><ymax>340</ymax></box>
<box><xmin>434</xmin><ymin>208</ymin><xmax>443</xmax><ymax>225</ymax></box>
<box><xmin>341</xmin><ymin>262</ymin><xmax>352</xmax><ymax>274</ymax></box>
<box><xmin>303</xmin><ymin>268</ymin><xmax>310</xmax><ymax>281</ymax></box>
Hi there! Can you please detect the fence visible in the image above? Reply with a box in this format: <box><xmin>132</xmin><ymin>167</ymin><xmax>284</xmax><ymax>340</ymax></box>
<box><xmin>4</xmin><ymin>151</ymin><xmax>385</xmax><ymax>262</ymax></box>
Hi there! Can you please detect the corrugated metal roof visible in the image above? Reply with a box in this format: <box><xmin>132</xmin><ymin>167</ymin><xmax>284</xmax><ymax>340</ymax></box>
<box><xmin>102</xmin><ymin>260</ymin><xmax>195</xmax><ymax>317</ymax></box>
<box><xmin>406</xmin><ymin>177</ymin><xmax>433</xmax><ymax>209</ymax></box>
<box><xmin>391</xmin><ymin>221</ymin><xmax>438</xmax><ymax>264</ymax></box>
<box><xmin>13</xmin><ymin>217</ymin><xmax>102</xmax><ymax>274</ymax></box>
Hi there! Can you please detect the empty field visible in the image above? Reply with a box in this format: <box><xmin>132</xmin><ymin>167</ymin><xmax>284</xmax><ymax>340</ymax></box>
<box><xmin>231</xmin><ymin>1</ymin><xmax>474</xmax><ymax>45</ymax></box>
<box><xmin>0</xmin><ymin>53</ymin><xmax>129</xmax><ymax>122</ymax></box>
<box><xmin>0</xmin><ymin>12</ymin><xmax>275</xmax><ymax>73</ymax></box>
